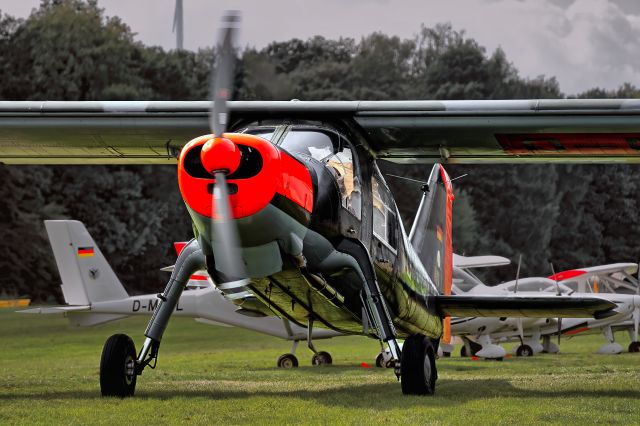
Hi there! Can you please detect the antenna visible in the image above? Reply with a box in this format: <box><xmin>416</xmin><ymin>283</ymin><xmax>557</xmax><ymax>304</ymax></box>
<box><xmin>550</xmin><ymin>262</ymin><xmax>561</xmax><ymax>296</ymax></box>
<box><xmin>513</xmin><ymin>254</ymin><xmax>522</xmax><ymax>293</ymax></box>
<box><xmin>173</xmin><ymin>0</ymin><xmax>184</xmax><ymax>50</ymax></box>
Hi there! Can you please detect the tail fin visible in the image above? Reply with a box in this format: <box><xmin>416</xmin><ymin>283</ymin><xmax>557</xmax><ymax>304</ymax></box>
<box><xmin>45</xmin><ymin>220</ymin><xmax>129</xmax><ymax>305</ymax></box>
<box><xmin>408</xmin><ymin>164</ymin><xmax>454</xmax><ymax>296</ymax></box>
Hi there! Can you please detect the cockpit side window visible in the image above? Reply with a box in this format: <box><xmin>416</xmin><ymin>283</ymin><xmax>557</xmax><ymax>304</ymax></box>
<box><xmin>372</xmin><ymin>173</ymin><xmax>398</xmax><ymax>249</ymax></box>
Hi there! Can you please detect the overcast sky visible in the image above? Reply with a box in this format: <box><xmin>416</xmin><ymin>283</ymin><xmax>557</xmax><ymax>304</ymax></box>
<box><xmin>1</xmin><ymin>0</ymin><xmax>639</xmax><ymax>95</ymax></box>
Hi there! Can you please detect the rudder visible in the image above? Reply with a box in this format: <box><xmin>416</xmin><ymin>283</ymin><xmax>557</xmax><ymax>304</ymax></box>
<box><xmin>408</xmin><ymin>164</ymin><xmax>454</xmax><ymax>296</ymax></box>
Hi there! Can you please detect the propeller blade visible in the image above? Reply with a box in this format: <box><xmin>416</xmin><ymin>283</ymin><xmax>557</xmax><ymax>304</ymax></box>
<box><xmin>211</xmin><ymin>172</ymin><xmax>246</xmax><ymax>279</ymax></box>
<box><xmin>210</xmin><ymin>10</ymin><xmax>241</xmax><ymax>137</ymax></box>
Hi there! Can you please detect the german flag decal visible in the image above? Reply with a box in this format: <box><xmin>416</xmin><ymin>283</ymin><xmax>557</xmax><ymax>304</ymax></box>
<box><xmin>77</xmin><ymin>247</ymin><xmax>94</xmax><ymax>257</ymax></box>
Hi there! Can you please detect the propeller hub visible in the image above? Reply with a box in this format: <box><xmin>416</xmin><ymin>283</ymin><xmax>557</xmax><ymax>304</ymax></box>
<box><xmin>201</xmin><ymin>137</ymin><xmax>241</xmax><ymax>175</ymax></box>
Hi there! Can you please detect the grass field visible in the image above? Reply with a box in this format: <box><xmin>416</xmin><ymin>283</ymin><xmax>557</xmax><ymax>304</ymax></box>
<box><xmin>1</xmin><ymin>308</ymin><xmax>639</xmax><ymax>425</ymax></box>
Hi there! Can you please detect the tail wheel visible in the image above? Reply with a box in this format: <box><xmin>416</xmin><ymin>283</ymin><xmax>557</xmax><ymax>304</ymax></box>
<box><xmin>460</xmin><ymin>345</ymin><xmax>468</xmax><ymax>357</ymax></box>
<box><xmin>516</xmin><ymin>344</ymin><xmax>534</xmax><ymax>357</ymax></box>
<box><xmin>401</xmin><ymin>334</ymin><xmax>437</xmax><ymax>395</ymax></box>
<box><xmin>100</xmin><ymin>334</ymin><xmax>137</xmax><ymax>397</ymax></box>
<box><xmin>277</xmin><ymin>353</ymin><xmax>299</xmax><ymax>368</ymax></box>
<box><xmin>375</xmin><ymin>353</ymin><xmax>385</xmax><ymax>368</ymax></box>
<box><xmin>629</xmin><ymin>342</ymin><xmax>640</xmax><ymax>353</ymax></box>
<box><xmin>311</xmin><ymin>351</ymin><xmax>332</xmax><ymax>366</ymax></box>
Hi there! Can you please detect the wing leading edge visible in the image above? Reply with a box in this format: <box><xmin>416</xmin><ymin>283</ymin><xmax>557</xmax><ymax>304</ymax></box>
<box><xmin>2</xmin><ymin>99</ymin><xmax>640</xmax><ymax>164</ymax></box>
<box><xmin>435</xmin><ymin>294</ymin><xmax>617</xmax><ymax>319</ymax></box>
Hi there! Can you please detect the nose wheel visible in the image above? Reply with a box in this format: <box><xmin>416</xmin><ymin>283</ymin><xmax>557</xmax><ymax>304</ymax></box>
<box><xmin>100</xmin><ymin>334</ymin><xmax>137</xmax><ymax>397</ymax></box>
<box><xmin>277</xmin><ymin>353</ymin><xmax>299</xmax><ymax>368</ymax></box>
<box><xmin>311</xmin><ymin>351</ymin><xmax>332</xmax><ymax>366</ymax></box>
<box><xmin>516</xmin><ymin>344</ymin><xmax>534</xmax><ymax>357</ymax></box>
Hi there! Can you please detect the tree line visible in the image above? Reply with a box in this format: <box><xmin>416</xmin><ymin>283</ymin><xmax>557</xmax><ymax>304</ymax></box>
<box><xmin>1</xmin><ymin>0</ymin><xmax>639</xmax><ymax>301</ymax></box>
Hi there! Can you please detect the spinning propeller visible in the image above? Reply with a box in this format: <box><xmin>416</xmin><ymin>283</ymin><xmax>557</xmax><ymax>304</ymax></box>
<box><xmin>199</xmin><ymin>11</ymin><xmax>247</xmax><ymax>281</ymax></box>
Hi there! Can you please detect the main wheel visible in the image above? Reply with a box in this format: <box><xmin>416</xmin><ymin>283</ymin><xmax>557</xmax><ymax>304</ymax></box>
<box><xmin>375</xmin><ymin>352</ymin><xmax>385</xmax><ymax>368</ymax></box>
<box><xmin>401</xmin><ymin>334</ymin><xmax>436</xmax><ymax>395</ymax></box>
<box><xmin>277</xmin><ymin>353</ymin><xmax>299</xmax><ymax>368</ymax></box>
<box><xmin>311</xmin><ymin>351</ymin><xmax>332</xmax><ymax>366</ymax></box>
<box><xmin>516</xmin><ymin>344</ymin><xmax>534</xmax><ymax>357</ymax></box>
<box><xmin>100</xmin><ymin>334</ymin><xmax>137</xmax><ymax>397</ymax></box>
<box><xmin>629</xmin><ymin>341</ymin><xmax>640</xmax><ymax>353</ymax></box>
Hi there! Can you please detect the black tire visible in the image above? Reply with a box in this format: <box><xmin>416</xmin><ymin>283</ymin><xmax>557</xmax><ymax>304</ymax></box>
<box><xmin>277</xmin><ymin>353</ymin><xmax>299</xmax><ymax>368</ymax></box>
<box><xmin>629</xmin><ymin>341</ymin><xmax>640</xmax><ymax>353</ymax></box>
<box><xmin>311</xmin><ymin>351</ymin><xmax>332</xmax><ymax>366</ymax></box>
<box><xmin>100</xmin><ymin>334</ymin><xmax>137</xmax><ymax>397</ymax></box>
<box><xmin>516</xmin><ymin>344</ymin><xmax>534</xmax><ymax>357</ymax></box>
<box><xmin>375</xmin><ymin>353</ymin><xmax>385</xmax><ymax>368</ymax></box>
<box><xmin>442</xmin><ymin>351</ymin><xmax>451</xmax><ymax>358</ymax></box>
<box><xmin>401</xmin><ymin>334</ymin><xmax>436</xmax><ymax>396</ymax></box>
<box><xmin>460</xmin><ymin>345</ymin><xmax>468</xmax><ymax>357</ymax></box>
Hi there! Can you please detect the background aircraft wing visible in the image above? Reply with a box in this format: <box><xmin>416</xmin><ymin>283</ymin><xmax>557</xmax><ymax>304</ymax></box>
<box><xmin>2</xmin><ymin>99</ymin><xmax>640</xmax><ymax>164</ymax></box>
<box><xmin>435</xmin><ymin>294</ymin><xmax>617</xmax><ymax>319</ymax></box>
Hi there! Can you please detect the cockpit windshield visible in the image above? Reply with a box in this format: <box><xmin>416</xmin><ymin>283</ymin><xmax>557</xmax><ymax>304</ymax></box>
<box><xmin>280</xmin><ymin>130</ymin><xmax>336</xmax><ymax>162</ymax></box>
<box><xmin>245</xmin><ymin>127</ymin><xmax>276</xmax><ymax>141</ymax></box>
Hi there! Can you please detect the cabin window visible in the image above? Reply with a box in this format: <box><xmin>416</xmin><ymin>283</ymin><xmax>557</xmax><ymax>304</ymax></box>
<box><xmin>372</xmin><ymin>174</ymin><xmax>398</xmax><ymax>249</ymax></box>
<box><xmin>324</xmin><ymin>146</ymin><xmax>361</xmax><ymax>220</ymax></box>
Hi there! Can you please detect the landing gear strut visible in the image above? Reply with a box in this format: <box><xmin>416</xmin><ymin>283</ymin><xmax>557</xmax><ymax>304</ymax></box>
<box><xmin>99</xmin><ymin>239</ymin><xmax>205</xmax><ymax>397</ymax></box>
<box><xmin>307</xmin><ymin>318</ymin><xmax>332</xmax><ymax>366</ymax></box>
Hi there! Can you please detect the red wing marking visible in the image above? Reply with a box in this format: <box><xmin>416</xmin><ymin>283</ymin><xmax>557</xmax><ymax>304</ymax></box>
<box><xmin>563</xmin><ymin>326</ymin><xmax>590</xmax><ymax>336</ymax></box>
<box><xmin>548</xmin><ymin>269</ymin><xmax>586</xmax><ymax>281</ymax></box>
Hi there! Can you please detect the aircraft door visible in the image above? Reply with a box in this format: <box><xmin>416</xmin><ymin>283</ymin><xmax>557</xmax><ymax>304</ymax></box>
<box><xmin>324</xmin><ymin>141</ymin><xmax>362</xmax><ymax>238</ymax></box>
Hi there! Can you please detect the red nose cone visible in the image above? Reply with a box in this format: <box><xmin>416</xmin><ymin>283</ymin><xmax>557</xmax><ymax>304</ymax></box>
<box><xmin>201</xmin><ymin>137</ymin><xmax>241</xmax><ymax>174</ymax></box>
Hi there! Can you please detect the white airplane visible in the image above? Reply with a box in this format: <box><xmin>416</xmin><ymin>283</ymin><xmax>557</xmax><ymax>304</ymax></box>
<box><xmin>450</xmin><ymin>261</ymin><xmax>640</xmax><ymax>359</ymax></box>
<box><xmin>21</xmin><ymin>220</ymin><xmax>342</xmax><ymax>368</ymax></box>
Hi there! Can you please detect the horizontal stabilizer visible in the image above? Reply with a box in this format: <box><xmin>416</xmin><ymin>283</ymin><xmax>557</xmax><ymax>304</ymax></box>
<box><xmin>19</xmin><ymin>305</ymin><xmax>90</xmax><ymax>314</ymax></box>
<box><xmin>436</xmin><ymin>295</ymin><xmax>617</xmax><ymax>319</ymax></box>
<box><xmin>453</xmin><ymin>254</ymin><xmax>510</xmax><ymax>269</ymax></box>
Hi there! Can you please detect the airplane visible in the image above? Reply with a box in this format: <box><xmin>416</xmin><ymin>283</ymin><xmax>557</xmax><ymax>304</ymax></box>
<box><xmin>22</xmin><ymin>219</ymin><xmax>343</xmax><ymax>368</ymax></box>
<box><xmin>1</xmin><ymin>11</ymin><xmax>636</xmax><ymax>397</ymax></box>
<box><xmin>451</xmin><ymin>262</ymin><xmax>640</xmax><ymax>359</ymax></box>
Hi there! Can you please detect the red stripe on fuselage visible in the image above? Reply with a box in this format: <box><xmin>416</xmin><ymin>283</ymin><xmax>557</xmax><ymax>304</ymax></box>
<box><xmin>439</xmin><ymin>165</ymin><xmax>454</xmax><ymax>297</ymax></box>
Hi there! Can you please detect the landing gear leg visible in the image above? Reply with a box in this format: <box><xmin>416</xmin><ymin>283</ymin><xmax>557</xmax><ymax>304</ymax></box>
<box><xmin>100</xmin><ymin>239</ymin><xmax>205</xmax><ymax>397</ymax></box>
<box><xmin>361</xmin><ymin>279</ymin><xmax>402</xmax><ymax>376</ymax></box>
<box><xmin>307</xmin><ymin>318</ymin><xmax>332</xmax><ymax>366</ymax></box>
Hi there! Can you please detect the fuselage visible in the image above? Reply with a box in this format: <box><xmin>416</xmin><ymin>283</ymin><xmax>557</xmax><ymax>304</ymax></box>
<box><xmin>176</xmin><ymin>119</ymin><xmax>444</xmax><ymax>339</ymax></box>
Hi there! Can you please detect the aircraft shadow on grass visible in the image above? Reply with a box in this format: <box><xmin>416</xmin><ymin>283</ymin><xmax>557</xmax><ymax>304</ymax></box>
<box><xmin>2</xmin><ymin>379</ymin><xmax>639</xmax><ymax>408</ymax></box>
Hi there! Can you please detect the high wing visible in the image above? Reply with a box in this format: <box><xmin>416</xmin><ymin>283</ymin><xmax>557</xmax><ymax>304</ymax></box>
<box><xmin>2</xmin><ymin>99</ymin><xmax>640</xmax><ymax>164</ymax></box>
<box><xmin>435</xmin><ymin>294</ymin><xmax>617</xmax><ymax>319</ymax></box>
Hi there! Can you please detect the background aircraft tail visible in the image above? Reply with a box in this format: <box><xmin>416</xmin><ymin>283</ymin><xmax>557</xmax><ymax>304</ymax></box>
<box><xmin>45</xmin><ymin>220</ymin><xmax>129</xmax><ymax>306</ymax></box>
<box><xmin>408</xmin><ymin>164</ymin><xmax>454</xmax><ymax>296</ymax></box>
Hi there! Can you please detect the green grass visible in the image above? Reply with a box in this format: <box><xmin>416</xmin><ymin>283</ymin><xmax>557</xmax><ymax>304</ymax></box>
<box><xmin>1</xmin><ymin>308</ymin><xmax>639</xmax><ymax>425</ymax></box>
